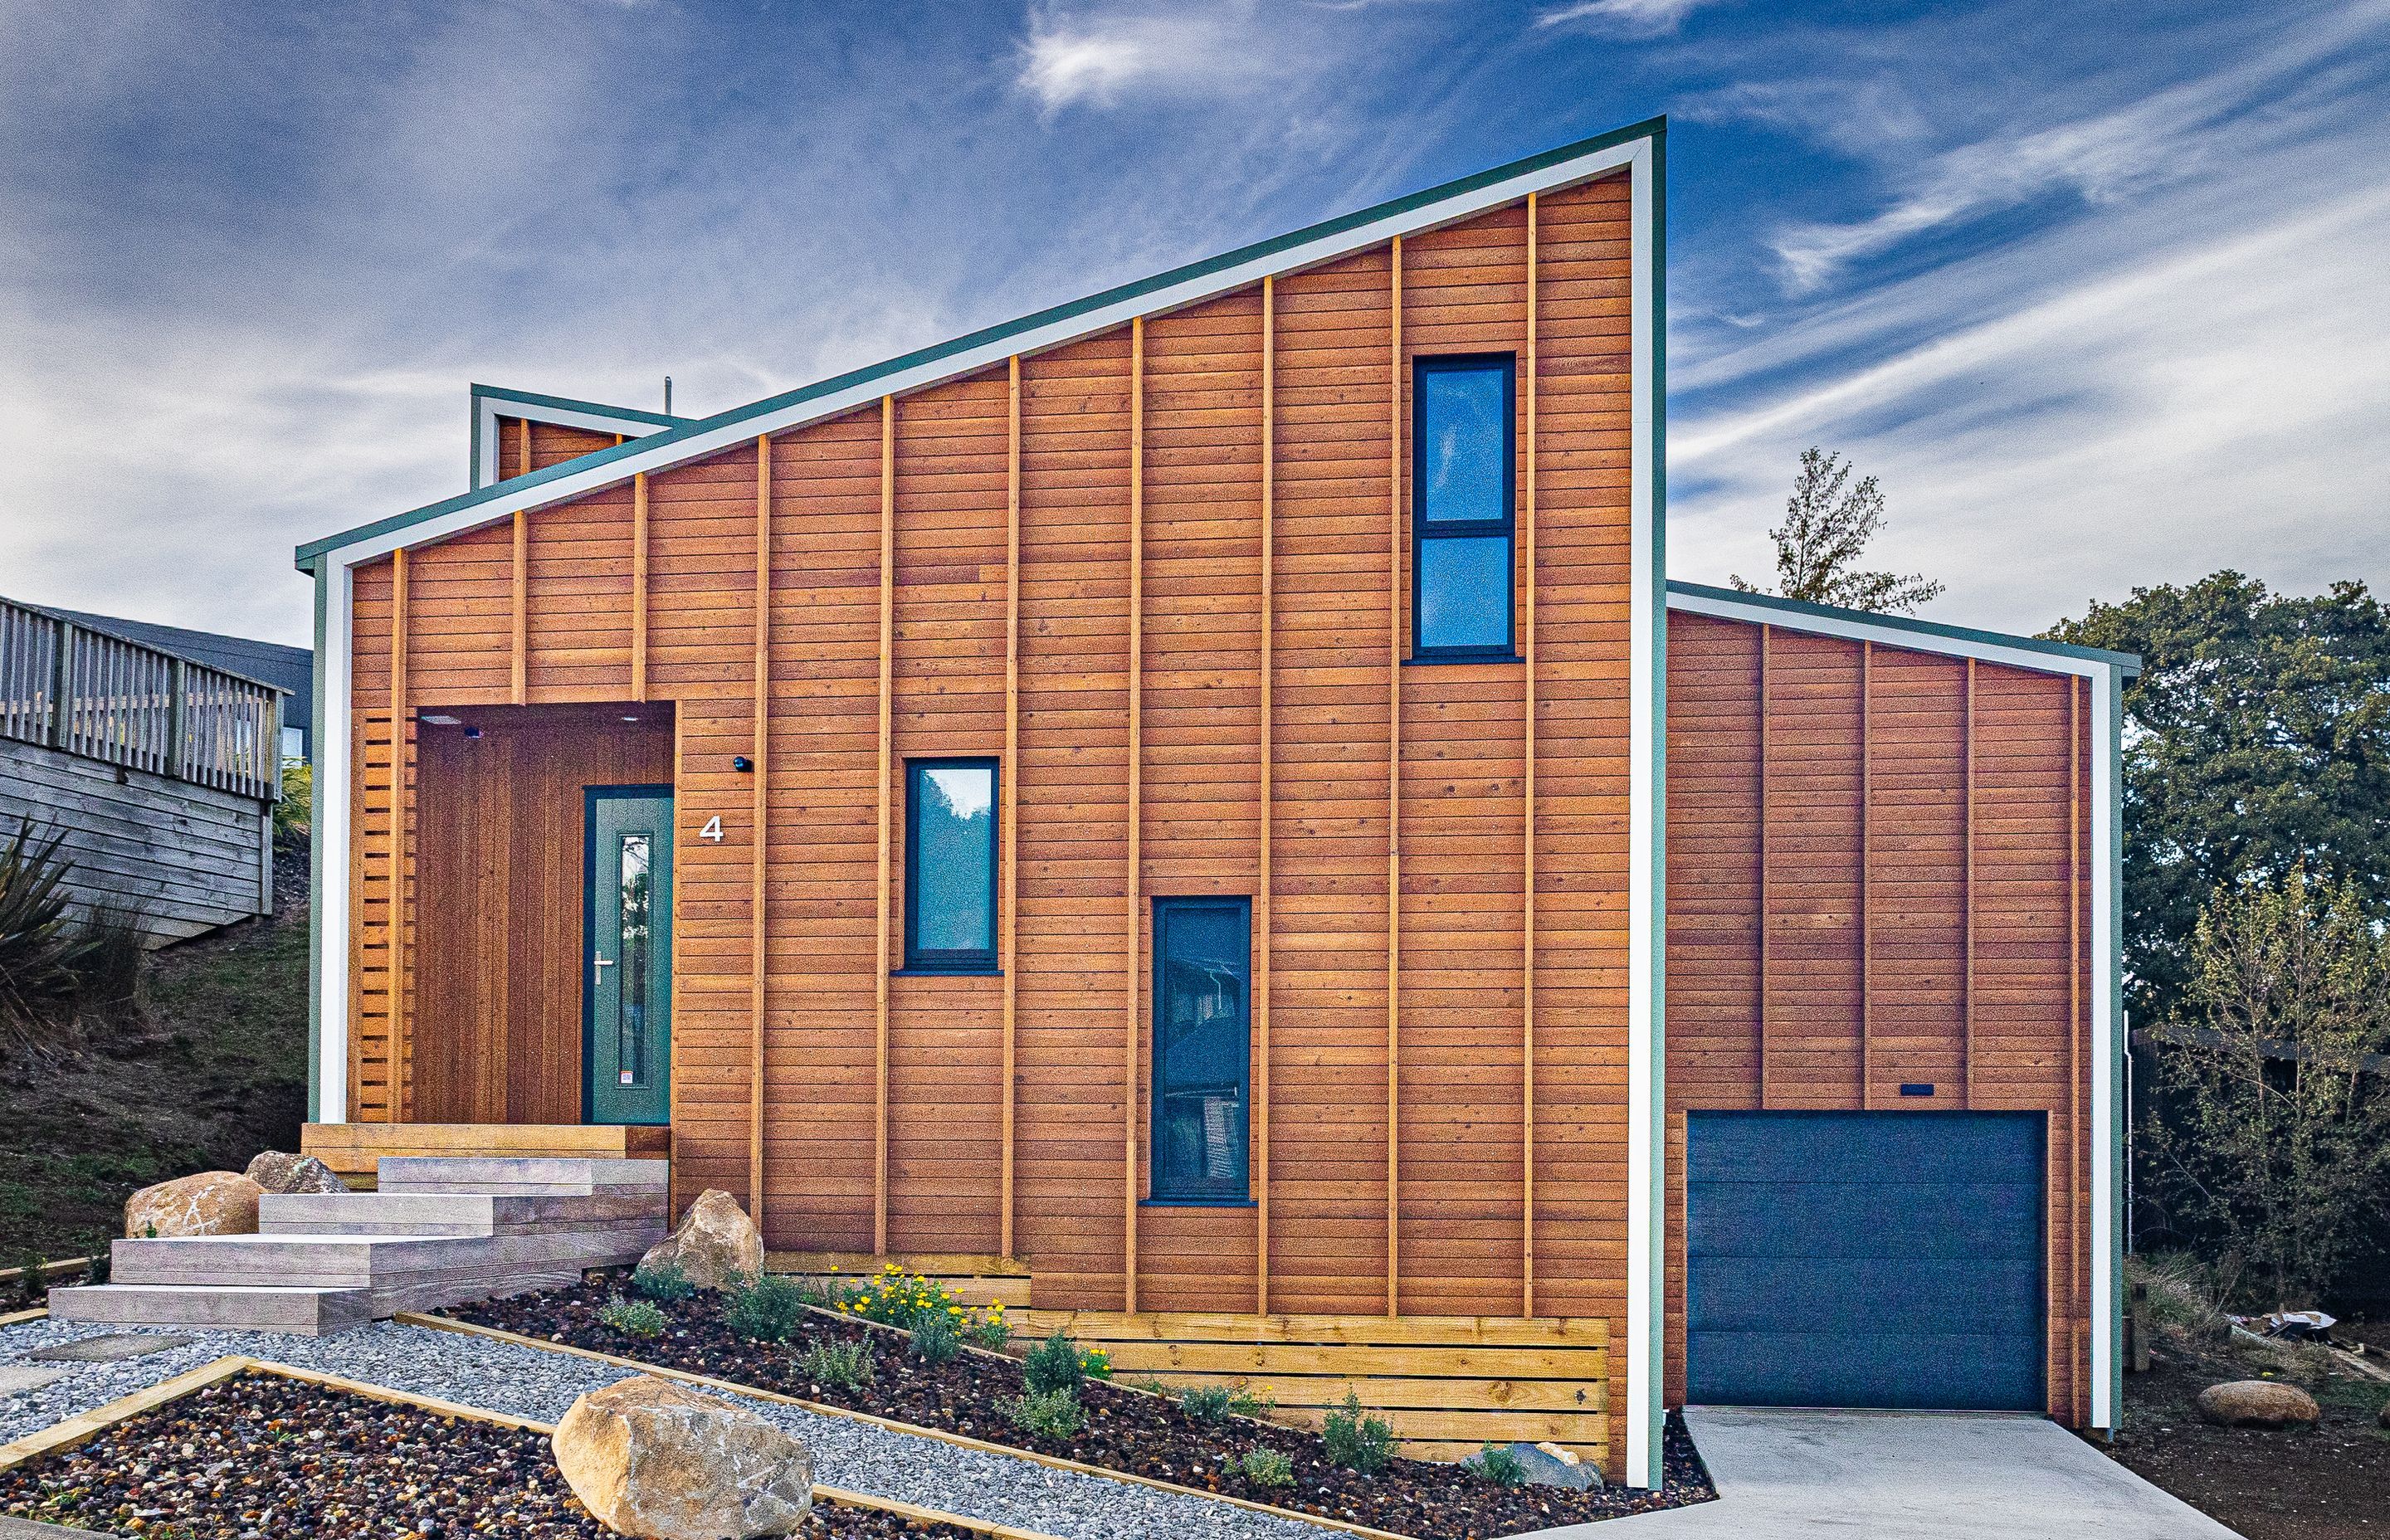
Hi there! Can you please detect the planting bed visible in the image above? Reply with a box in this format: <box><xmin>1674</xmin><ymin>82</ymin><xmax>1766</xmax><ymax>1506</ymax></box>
<box><xmin>0</xmin><ymin>1367</ymin><xmax>991</xmax><ymax>1539</ymax></box>
<box><xmin>441</xmin><ymin>1275</ymin><xmax>1716</xmax><ymax>1538</ymax></box>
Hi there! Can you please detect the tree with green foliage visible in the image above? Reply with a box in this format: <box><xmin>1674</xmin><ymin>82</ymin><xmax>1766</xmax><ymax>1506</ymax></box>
<box><xmin>2138</xmin><ymin>867</ymin><xmax>2390</xmax><ymax>1301</ymax></box>
<box><xmin>2047</xmin><ymin>573</ymin><xmax>2390</xmax><ymax>1024</ymax></box>
<box><xmin>1730</xmin><ymin>447</ymin><xmax>1943</xmax><ymax>614</ymax></box>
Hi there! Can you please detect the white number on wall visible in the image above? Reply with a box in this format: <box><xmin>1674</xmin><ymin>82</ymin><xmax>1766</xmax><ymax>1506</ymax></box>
<box><xmin>699</xmin><ymin>816</ymin><xmax>724</xmax><ymax>843</ymax></box>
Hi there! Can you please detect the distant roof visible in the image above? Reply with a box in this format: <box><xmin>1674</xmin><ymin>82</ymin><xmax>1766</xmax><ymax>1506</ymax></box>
<box><xmin>1665</xmin><ymin>581</ymin><xmax>2141</xmax><ymax>677</ymax></box>
<box><xmin>48</xmin><ymin>608</ymin><xmax>315</xmax><ymax>733</ymax></box>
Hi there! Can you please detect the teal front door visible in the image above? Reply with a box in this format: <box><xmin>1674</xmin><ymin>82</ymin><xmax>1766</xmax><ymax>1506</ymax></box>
<box><xmin>586</xmin><ymin>787</ymin><xmax>673</xmax><ymax>1125</ymax></box>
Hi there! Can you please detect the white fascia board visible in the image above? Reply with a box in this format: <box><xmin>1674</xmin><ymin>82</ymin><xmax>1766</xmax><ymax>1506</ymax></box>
<box><xmin>315</xmin><ymin>560</ymin><xmax>352</xmax><ymax>1123</ymax></box>
<box><xmin>473</xmin><ymin>392</ymin><xmax>679</xmax><ymax>490</ymax></box>
<box><xmin>1670</xmin><ymin>582</ymin><xmax>2126</xmax><ymax>1431</ymax></box>
<box><xmin>317</xmin><ymin>134</ymin><xmax>1651</xmax><ymax>573</ymax></box>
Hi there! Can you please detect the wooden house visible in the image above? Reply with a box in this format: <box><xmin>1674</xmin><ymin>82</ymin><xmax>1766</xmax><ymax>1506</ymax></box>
<box><xmin>289</xmin><ymin>119</ymin><xmax>2130</xmax><ymax>1482</ymax></box>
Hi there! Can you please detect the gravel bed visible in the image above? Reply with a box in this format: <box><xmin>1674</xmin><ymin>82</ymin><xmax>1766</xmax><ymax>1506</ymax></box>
<box><xmin>0</xmin><ymin>1316</ymin><xmax>1317</xmax><ymax>1540</ymax></box>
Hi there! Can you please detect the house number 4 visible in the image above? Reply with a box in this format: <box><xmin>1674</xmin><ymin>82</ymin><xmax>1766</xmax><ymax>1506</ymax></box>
<box><xmin>700</xmin><ymin>816</ymin><xmax>724</xmax><ymax>843</ymax></box>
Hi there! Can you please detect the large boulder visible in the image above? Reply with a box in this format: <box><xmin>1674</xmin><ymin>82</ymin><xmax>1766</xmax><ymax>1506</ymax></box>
<box><xmin>124</xmin><ymin>1172</ymin><xmax>262</xmax><ymax>1238</ymax></box>
<box><xmin>243</xmin><ymin>1150</ymin><xmax>349</xmax><ymax>1195</ymax></box>
<box><xmin>551</xmin><ymin>1374</ymin><xmax>812</xmax><ymax>1539</ymax></box>
<box><xmin>2196</xmin><ymin>1380</ymin><xmax>2320</xmax><ymax>1430</ymax></box>
<box><xmin>638</xmin><ymin>1189</ymin><xmax>763</xmax><ymax>1290</ymax></box>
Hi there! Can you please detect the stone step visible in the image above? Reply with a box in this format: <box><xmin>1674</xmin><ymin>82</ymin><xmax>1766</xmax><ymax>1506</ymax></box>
<box><xmin>377</xmin><ymin>1156</ymin><xmax>671</xmax><ymax>1196</ymax></box>
<box><xmin>115</xmin><ymin>1228</ymin><xmax>661</xmax><ymax>1290</ymax></box>
<box><xmin>49</xmin><ymin>1283</ymin><xmax>374</xmax><ymax>1336</ymax></box>
<box><xmin>258</xmin><ymin>1188</ymin><xmax>666</xmax><ymax>1237</ymax></box>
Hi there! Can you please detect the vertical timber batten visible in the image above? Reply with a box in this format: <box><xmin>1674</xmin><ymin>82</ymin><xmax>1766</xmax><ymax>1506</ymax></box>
<box><xmin>388</xmin><ymin>548</ymin><xmax>408</xmax><ymax>1123</ymax></box>
<box><xmin>1757</xmin><ymin>624</ymin><xmax>1770</xmax><ymax>1109</ymax></box>
<box><xmin>1124</xmin><ymin>317</ymin><xmax>1145</xmax><ymax>1315</ymax></box>
<box><xmin>1256</xmin><ymin>280</ymin><xmax>1275</xmax><ymax>1316</ymax></box>
<box><xmin>874</xmin><ymin>396</ymin><xmax>895</xmax><ymax>1257</ymax></box>
<box><xmin>632</xmin><ymin>473</ymin><xmax>651</xmax><ymax>700</ymax></box>
<box><xmin>1385</xmin><ymin>234</ymin><xmax>1403</xmax><ymax>1320</ymax></box>
<box><xmin>1002</xmin><ymin>356</ymin><xmax>1022</xmax><ymax>1262</ymax></box>
<box><xmin>1520</xmin><ymin>196</ymin><xmax>1539</xmax><ymax>1318</ymax></box>
<box><xmin>750</xmin><ymin>437</ymin><xmax>772</xmax><ymax>1223</ymax></box>
<box><xmin>510</xmin><ymin>513</ymin><xmax>528</xmax><ymax>705</ymax></box>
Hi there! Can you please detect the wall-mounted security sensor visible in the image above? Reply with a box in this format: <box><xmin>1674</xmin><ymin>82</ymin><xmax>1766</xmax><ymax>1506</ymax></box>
<box><xmin>463</xmin><ymin>726</ymin><xmax>482</xmax><ymax>739</ymax></box>
<box><xmin>732</xmin><ymin>755</ymin><xmax>754</xmax><ymax>772</ymax></box>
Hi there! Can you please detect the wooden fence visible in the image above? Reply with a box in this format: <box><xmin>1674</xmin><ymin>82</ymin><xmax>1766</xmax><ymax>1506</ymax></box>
<box><xmin>0</xmin><ymin>597</ymin><xmax>281</xmax><ymax>800</ymax></box>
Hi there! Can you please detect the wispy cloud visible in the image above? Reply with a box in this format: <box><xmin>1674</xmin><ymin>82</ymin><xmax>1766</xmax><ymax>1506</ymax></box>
<box><xmin>1014</xmin><ymin>2</ymin><xmax>1292</xmax><ymax>110</ymax></box>
<box><xmin>1535</xmin><ymin>0</ymin><xmax>1714</xmax><ymax>37</ymax></box>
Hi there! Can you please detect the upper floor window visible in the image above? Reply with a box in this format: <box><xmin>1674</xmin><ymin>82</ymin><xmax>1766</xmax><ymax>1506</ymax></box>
<box><xmin>1412</xmin><ymin>353</ymin><xmax>1517</xmax><ymax>660</ymax></box>
<box><xmin>904</xmin><ymin>758</ymin><xmax>997</xmax><ymax>972</ymax></box>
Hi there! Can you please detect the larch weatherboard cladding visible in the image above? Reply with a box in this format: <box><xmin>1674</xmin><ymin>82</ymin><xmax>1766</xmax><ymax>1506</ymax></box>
<box><xmin>344</xmin><ymin>169</ymin><xmax>1640</xmax><ymax>1420</ymax></box>
<box><xmin>1659</xmin><ymin>607</ymin><xmax>2095</xmax><ymax>1425</ymax></box>
<box><xmin>495</xmin><ymin>417</ymin><xmax>622</xmax><ymax>480</ymax></box>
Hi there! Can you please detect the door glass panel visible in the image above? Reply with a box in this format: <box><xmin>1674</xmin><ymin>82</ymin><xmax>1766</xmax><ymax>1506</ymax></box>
<box><xmin>617</xmin><ymin>832</ymin><xmax>651</xmax><ymax>1085</ymax></box>
<box><xmin>912</xmin><ymin>764</ymin><xmax>995</xmax><ymax>956</ymax></box>
<box><xmin>1153</xmin><ymin>901</ymin><xmax>1250</xmax><ymax>1201</ymax></box>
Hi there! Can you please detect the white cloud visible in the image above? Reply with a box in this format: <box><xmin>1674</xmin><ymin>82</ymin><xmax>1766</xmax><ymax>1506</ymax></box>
<box><xmin>1014</xmin><ymin>2</ymin><xmax>1290</xmax><ymax>110</ymax></box>
<box><xmin>1535</xmin><ymin>0</ymin><xmax>1714</xmax><ymax>37</ymax></box>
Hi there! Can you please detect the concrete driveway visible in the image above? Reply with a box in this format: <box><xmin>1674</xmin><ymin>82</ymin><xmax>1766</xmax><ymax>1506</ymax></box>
<box><xmin>1530</xmin><ymin>1409</ymin><xmax>2241</xmax><ymax>1538</ymax></box>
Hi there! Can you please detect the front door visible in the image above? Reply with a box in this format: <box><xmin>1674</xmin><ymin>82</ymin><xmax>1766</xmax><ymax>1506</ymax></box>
<box><xmin>585</xmin><ymin>787</ymin><xmax>673</xmax><ymax>1125</ymax></box>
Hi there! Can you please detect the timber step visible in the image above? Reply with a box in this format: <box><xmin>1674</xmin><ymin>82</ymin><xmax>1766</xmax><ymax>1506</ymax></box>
<box><xmin>49</xmin><ymin>1157</ymin><xmax>668</xmax><ymax>1337</ymax></box>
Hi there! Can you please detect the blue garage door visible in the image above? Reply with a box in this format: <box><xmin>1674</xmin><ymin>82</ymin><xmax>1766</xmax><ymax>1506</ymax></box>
<box><xmin>1687</xmin><ymin>1111</ymin><xmax>2045</xmax><ymax>1411</ymax></box>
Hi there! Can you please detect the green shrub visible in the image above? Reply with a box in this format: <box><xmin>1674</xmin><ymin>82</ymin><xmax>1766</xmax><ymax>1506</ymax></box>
<box><xmin>964</xmin><ymin>1314</ymin><xmax>1013</xmax><ymax>1351</ymax></box>
<box><xmin>1227</xmin><ymin>1385</ymin><xmax>1273</xmax><ymax>1419</ymax></box>
<box><xmin>910</xmin><ymin>1308</ymin><xmax>960</xmax><ymax>1366</ymax></box>
<box><xmin>0</xmin><ymin>819</ymin><xmax>93</xmax><ymax>1023</ymax></box>
<box><xmin>1080</xmin><ymin>1347</ymin><xmax>1112</xmax><ymax>1381</ymax></box>
<box><xmin>598</xmin><ymin>1294</ymin><xmax>667</xmax><ymax>1339</ymax></box>
<box><xmin>276</xmin><ymin>762</ymin><xmax>313</xmax><ymax>839</ymax></box>
<box><xmin>631</xmin><ymin>1260</ymin><xmax>695</xmax><ymax>1303</ymax></box>
<box><xmin>797</xmin><ymin>1338</ymin><xmax>875</xmax><ymax>1390</ymax></box>
<box><xmin>1237</xmin><ymin>1447</ymin><xmax>1295</xmax><ymax>1489</ymax></box>
<box><xmin>1023</xmin><ymin>1330</ymin><xmax>1086</xmax><ymax>1396</ymax></box>
<box><xmin>723</xmin><ymin>1271</ymin><xmax>808</xmax><ymax>1343</ymax></box>
<box><xmin>1469</xmin><ymin>1442</ymin><xmax>1526</xmax><ymax>1487</ymax></box>
<box><xmin>1001</xmin><ymin>1388</ymin><xmax>1086</xmax><ymax>1438</ymax></box>
<box><xmin>1178</xmin><ymin>1385</ymin><xmax>1233</xmax><ymax>1423</ymax></box>
<box><xmin>1321</xmin><ymin>1393</ymin><xmax>1394</xmax><ymax>1474</ymax></box>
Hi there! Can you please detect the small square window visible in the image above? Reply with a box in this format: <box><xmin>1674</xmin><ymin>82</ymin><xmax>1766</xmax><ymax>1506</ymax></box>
<box><xmin>904</xmin><ymin>758</ymin><xmax>997</xmax><ymax>971</ymax></box>
<box><xmin>1412</xmin><ymin>355</ymin><xmax>1516</xmax><ymax>659</ymax></box>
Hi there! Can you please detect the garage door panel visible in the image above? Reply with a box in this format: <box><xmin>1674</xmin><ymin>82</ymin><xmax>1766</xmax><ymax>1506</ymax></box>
<box><xmin>1688</xmin><ymin>1181</ymin><xmax>2043</xmax><ymax>1260</ymax></box>
<box><xmin>1691</xmin><ymin>1330</ymin><xmax>2046</xmax><ymax>1411</ymax></box>
<box><xmin>1690</xmin><ymin>1256</ymin><xmax>2042</xmax><ymax>1334</ymax></box>
<box><xmin>1686</xmin><ymin>1111</ymin><xmax>2045</xmax><ymax>1412</ymax></box>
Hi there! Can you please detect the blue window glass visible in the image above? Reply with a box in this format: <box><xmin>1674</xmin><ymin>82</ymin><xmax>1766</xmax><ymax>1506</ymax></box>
<box><xmin>1412</xmin><ymin>355</ymin><xmax>1516</xmax><ymax>658</ymax></box>
<box><xmin>1151</xmin><ymin>897</ymin><xmax>1251</xmax><ymax>1203</ymax></box>
<box><xmin>905</xmin><ymin>759</ymin><xmax>997</xmax><ymax>970</ymax></box>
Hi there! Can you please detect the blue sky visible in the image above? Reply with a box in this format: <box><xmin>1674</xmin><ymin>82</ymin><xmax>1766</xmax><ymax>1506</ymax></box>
<box><xmin>3</xmin><ymin>0</ymin><xmax>2387</xmax><ymax>646</ymax></box>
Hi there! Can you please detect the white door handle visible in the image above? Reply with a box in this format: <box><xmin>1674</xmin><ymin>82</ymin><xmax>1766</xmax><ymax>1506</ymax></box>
<box><xmin>593</xmin><ymin>957</ymin><xmax>616</xmax><ymax>969</ymax></box>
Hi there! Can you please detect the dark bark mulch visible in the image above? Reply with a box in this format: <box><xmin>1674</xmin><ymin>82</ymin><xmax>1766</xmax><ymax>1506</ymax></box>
<box><xmin>441</xmin><ymin>1277</ymin><xmax>1716</xmax><ymax>1538</ymax></box>
<box><xmin>2101</xmin><ymin>1349</ymin><xmax>2390</xmax><ymax>1540</ymax></box>
<box><xmin>0</xmin><ymin>1369</ymin><xmax>983</xmax><ymax>1539</ymax></box>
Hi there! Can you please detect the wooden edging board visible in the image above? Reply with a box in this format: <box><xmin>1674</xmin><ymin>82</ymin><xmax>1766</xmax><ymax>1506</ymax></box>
<box><xmin>0</xmin><ymin>1352</ymin><xmax>1061</xmax><ymax>1540</ymax></box>
<box><xmin>395</xmin><ymin>1311</ymin><xmax>1416</xmax><ymax>1540</ymax></box>
<box><xmin>0</xmin><ymin>1310</ymin><xmax>50</xmax><ymax>1330</ymax></box>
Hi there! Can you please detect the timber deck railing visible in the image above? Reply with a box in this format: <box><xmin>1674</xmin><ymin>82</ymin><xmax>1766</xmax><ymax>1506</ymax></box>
<box><xmin>0</xmin><ymin>596</ymin><xmax>283</xmax><ymax>801</ymax></box>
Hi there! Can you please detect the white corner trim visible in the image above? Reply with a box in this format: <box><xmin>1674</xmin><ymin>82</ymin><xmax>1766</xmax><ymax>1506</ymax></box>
<box><xmin>316</xmin><ymin>562</ymin><xmax>353</xmax><ymax>1123</ymax></box>
<box><xmin>474</xmin><ymin>393</ymin><xmax>677</xmax><ymax>490</ymax></box>
<box><xmin>322</xmin><ymin>134</ymin><xmax>1652</xmax><ymax>569</ymax></box>
<box><xmin>1622</xmin><ymin>134</ymin><xmax>1664</xmax><ymax>1492</ymax></box>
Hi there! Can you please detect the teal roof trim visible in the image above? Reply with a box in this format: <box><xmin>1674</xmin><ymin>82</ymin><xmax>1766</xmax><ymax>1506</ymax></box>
<box><xmin>1666</xmin><ymin>580</ymin><xmax>2142</xmax><ymax>675</ymax></box>
<box><xmin>470</xmin><ymin>383</ymin><xmax>685</xmax><ymax>427</ymax></box>
<box><xmin>297</xmin><ymin>115</ymin><xmax>1665</xmax><ymax>569</ymax></box>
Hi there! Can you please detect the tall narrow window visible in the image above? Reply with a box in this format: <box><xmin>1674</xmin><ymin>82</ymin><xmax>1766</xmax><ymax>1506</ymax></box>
<box><xmin>1150</xmin><ymin>897</ymin><xmax>1252</xmax><ymax>1203</ymax></box>
<box><xmin>1412</xmin><ymin>353</ymin><xmax>1517</xmax><ymax>659</ymax></box>
<box><xmin>904</xmin><ymin>758</ymin><xmax>998</xmax><ymax>972</ymax></box>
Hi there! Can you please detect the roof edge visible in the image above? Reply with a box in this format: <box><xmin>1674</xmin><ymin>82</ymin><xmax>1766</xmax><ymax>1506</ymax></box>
<box><xmin>1666</xmin><ymin>580</ymin><xmax>2143</xmax><ymax>676</ymax></box>
<box><xmin>298</xmin><ymin>115</ymin><xmax>1664</xmax><ymax>568</ymax></box>
<box><xmin>470</xmin><ymin>383</ymin><xmax>686</xmax><ymax>428</ymax></box>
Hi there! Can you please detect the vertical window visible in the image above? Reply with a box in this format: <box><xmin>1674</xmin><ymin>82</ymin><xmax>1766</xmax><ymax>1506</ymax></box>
<box><xmin>1412</xmin><ymin>353</ymin><xmax>1517</xmax><ymax>658</ymax></box>
<box><xmin>904</xmin><ymin>758</ymin><xmax>998</xmax><ymax>971</ymax></box>
<box><xmin>1150</xmin><ymin>897</ymin><xmax>1251</xmax><ymax>1202</ymax></box>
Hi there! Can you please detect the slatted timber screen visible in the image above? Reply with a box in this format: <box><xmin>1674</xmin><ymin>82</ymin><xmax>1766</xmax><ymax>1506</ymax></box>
<box><xmin>1661</xmin><ymin>607</ymin><xmax>2096</xmax><ymax>1425</ymax></box>
<box><xmin>0</xmin><ymin>595</ymin><xmax>281</xmax><ymax>798</ymax></box>
<box><xmin>1010</xmin><ymin>1309</ymin><xmax>1608</xmax><ymax>1463</ymax></box>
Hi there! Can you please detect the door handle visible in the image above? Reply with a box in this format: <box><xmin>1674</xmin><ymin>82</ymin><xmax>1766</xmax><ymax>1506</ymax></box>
<box><xmin>593</xmin><ymin>957</ymin><xmax>617</xmax><ymax>969</ymax></box>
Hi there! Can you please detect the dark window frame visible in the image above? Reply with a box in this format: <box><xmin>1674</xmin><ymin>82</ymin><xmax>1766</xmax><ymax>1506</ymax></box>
<box><xmin>1410</xmin><ymin>352</ymin><xmax>1519</xmax><ymax>662</ymax></box>
<box><xmin>901</xmin><ymin>756</ymin><xmax>1000</xmax><ymax>974</ymax></box>
<box><xmin>1148</xmin><ymin>894</ymin><xmax>1255</xmax><ymax>1206</ymax></box>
